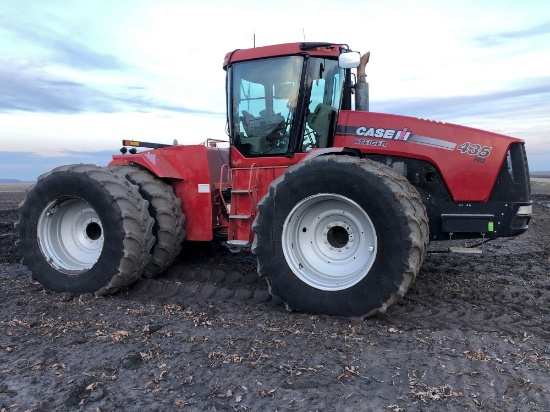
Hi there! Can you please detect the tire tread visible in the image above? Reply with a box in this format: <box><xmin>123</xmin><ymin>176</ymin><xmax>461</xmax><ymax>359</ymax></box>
<box><xmin>111</xmin><ymin>166</ymin><xmax>185</xmax><ymax>278</ymax></box>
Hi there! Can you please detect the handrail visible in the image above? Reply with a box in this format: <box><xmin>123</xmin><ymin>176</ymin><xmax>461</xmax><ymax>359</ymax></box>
<box><xmin>219</xmin><ymin>163</ymin><xmax>231</xmax><ymax>214</ymax></box>
<box><xmin>248</xmin><ymin>163</ymin><xmax>259</xmax><ymax>216</ymax></box>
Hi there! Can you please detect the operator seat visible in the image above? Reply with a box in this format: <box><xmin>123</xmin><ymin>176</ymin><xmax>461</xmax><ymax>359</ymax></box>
<box><xmin>308</xmin><ymin>103</ymin><xmax>335</xmax><ymax>148</ymax></box>
<box><xmin>241</xmin><ymin>110</ymin><xmax>255</xmax><ymax>135</ymax></box>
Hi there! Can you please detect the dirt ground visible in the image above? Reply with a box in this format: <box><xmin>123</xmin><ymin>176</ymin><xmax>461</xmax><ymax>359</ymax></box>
<box><xmin>1</xmin><ymin>182</ymin><xmax>549</xmax><ymax>411</ymax></box>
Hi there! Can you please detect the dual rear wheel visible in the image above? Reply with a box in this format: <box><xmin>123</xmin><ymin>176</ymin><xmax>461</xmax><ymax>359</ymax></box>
<box><xmin>16</xmin><ymin>164</ymin><xmax>184</xmax><ymax>295</ymax></box>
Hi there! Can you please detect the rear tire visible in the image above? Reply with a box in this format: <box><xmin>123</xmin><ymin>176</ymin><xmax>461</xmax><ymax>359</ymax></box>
<box><xmin>252</xmin><ymin>155</ymin><xmax>428</xmax><ymax>317</ymax></box>
<box><xmin>16</xmin><ymin>164</ymin><xmax>154</xmax><ymax>295</ymax></box>
<box><xmin>111</xmin><ymin>165</ymin><xmax>185</xmax><ymax>278</ymax></box>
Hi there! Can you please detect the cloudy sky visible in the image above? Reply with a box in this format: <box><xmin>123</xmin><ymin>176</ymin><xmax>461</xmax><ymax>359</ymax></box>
<box><xmin>1</xmin><ymin>0</ymin><xmax>549</xmax><ymax>181</ymax></box>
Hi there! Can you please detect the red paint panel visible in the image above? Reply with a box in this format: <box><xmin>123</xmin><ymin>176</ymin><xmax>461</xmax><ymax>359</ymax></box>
<box><xmin>336</xmin><ymin>111</ymin><xmax>523</xmax><ymax>201</ymax></box>
<box><xmin>229</xmin><ymin>147</ymin><xmax>308</xmax><ymax>168</ymax></box>
<box><xmin>110</xmin><ymin>145</ymin><xmax>220</xmax><ymax>241</ymax></box>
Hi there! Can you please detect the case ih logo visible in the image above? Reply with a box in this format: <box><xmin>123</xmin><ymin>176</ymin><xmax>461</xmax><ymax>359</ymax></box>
<box><xmin>356</xmin><ymin>126</ymin><xmax>411</xmax><ymax>141</ymax></box>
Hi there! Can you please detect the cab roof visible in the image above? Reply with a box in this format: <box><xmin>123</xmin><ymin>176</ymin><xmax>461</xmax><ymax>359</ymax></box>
<box><xmin>223</xmin><ymin>42</ymin><xmax>346</xmax><ymax>69</ymax></box>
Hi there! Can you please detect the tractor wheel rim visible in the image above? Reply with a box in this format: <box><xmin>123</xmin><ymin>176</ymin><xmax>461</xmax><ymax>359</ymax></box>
<box><xmin>282</xmin><ymin>193</ymin><xmax>377</xmax><ymax>291</ymax></box>
<box><xmin>37</xmin><ymin>197</ymin><xmax>104</xmax><ymax>273</ymax></box>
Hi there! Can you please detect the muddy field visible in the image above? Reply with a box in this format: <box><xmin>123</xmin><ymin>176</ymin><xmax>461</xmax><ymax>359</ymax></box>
<box><xmin>1</xmin><ymin>182</ymin><xmax>549</xmax><ymax>411</ymax></box>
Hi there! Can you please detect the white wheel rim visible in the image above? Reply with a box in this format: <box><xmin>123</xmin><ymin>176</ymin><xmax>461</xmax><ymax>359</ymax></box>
<box><xmin>282</xmin><ymin>193</ymin><xmax>377</xmax><ymax>291</ymax></box>
<box><xmin>37</xmin><ymin>197</ymin><xmax>104</xmax><ymax>273</ymax></box>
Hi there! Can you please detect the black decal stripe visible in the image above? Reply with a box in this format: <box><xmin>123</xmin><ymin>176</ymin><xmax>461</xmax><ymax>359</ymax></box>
<box><xmin>336</xmin><ymin>125</ymin><xmax>359</xmax><ymax>136</ymax></box>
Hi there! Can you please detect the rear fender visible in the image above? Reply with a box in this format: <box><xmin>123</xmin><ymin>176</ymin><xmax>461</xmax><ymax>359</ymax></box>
<box><xmin>110</xmin><ymin>145</ymin><xmax>229</xmax><ymax>241</ymax></box>
<box><xmin>110</xmin><ymin>150</ymin><xmax>184</xmax><ymax>179</ymax></box>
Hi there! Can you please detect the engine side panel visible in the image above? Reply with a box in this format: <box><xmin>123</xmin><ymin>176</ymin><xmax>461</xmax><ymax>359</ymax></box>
<box><xmin>335</xmin><ymin>111</ymin><xmax>524</xmax><ymax>202</ymax></box>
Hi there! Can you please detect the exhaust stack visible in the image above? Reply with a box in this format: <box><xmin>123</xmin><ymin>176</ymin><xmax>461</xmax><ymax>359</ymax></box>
<box><xmin>355</xmin><ymin>52</ymin><xmax>370</xmax><ymax>112</ymax></box>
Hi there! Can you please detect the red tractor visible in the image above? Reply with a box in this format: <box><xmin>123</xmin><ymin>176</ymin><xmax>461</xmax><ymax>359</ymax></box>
<box><xmin>17</xmin><ymin>42</ymin><xmax>532</xmax><ymax>316</ymax></box>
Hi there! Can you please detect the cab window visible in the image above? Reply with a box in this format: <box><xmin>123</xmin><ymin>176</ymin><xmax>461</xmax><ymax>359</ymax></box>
<box><xmin>302</xmin><ymin>58</ymin><xmax>344</xmax><ymax>152</ymax></box>
<box><xmin>230</xmin><ymin>56</ymin><xmax>303</xmax><ymax>156</ymax></box>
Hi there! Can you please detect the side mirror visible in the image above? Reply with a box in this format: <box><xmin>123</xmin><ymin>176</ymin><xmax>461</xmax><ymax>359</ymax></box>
<box><xmin>338</xmin><ymin>51</ymin><xmax>360</xmax><ymax>69</ymax></box>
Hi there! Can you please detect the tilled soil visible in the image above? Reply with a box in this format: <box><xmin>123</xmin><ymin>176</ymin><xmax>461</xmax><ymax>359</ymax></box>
<box><xmin>1</xmin><ymin>183</ymin><xmax>549</xmax><ymax>411</ymax></box>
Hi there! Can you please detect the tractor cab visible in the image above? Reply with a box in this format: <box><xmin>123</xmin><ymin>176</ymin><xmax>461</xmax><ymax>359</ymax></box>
<box><xmin>224</xmin><ymin>43</ymin><xmax>354</xmax><ymax>158</ymax></box>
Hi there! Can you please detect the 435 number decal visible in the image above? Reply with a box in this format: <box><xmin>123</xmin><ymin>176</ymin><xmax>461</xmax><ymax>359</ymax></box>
<box><xmin>456</xmin><ymin>142</ymin><xmax>492</xmax><ymax>158</ymax></box>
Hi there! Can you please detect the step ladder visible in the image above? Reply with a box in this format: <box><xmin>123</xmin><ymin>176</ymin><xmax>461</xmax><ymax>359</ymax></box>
<box><xmin>220</xmin><ymin>164</ymin><xmax>259</xmax><ymax>248</ymax></box>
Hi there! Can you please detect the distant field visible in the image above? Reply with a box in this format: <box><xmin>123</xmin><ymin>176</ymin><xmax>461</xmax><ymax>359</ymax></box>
<box><xmin>531</xmin><ymin>180</ymin><xmax>550</xmax><ymax>194</ymax></box>
<box><xmin>531</xmin><ymin>172</ymin><xmax>550</xmax><ymax>179</ymax></box>
<box><xmin>0</xmin><ymin>182</ymin><xmax>33</xmax><ymax>192</ymax></box>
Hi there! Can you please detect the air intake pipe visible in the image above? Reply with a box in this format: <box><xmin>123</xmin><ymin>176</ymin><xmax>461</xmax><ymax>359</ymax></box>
<box><xmin>355</xmin><ymin>52</ymin><xmax>370</xmax><ymax>112</ymax></box>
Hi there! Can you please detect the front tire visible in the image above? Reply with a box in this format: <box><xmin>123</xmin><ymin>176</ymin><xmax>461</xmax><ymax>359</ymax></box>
<box><xmin>252</xmin><ymin>155</ymin><xmax>428</xmax><ymax>317</ymax></box>
<box><xmin>16</xmin><ymin>164</ymin><xmax>154</xmax><ymax>295</ymax></box>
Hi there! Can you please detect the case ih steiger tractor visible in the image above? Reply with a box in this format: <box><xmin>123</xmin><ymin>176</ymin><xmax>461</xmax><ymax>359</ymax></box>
<box><xmin>17</xmin><ymin>42</ymin><xmax>532</xmax><ymax>317</ymax></box>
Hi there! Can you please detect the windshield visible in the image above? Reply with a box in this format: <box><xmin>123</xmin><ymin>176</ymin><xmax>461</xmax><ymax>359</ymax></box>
<box><xmin>229</xmin><ymin>56</ymin><xmax>303</xmax><ymax>156</ymax></box>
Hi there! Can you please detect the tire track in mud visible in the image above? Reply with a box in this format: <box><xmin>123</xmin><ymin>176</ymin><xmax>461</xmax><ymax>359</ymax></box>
<box><xmin>119</xmin><ymin>252</ymin><xmax>286</xmax><ymax>311</ymax></box>
<box><xmin>388</xmin><ymin>232</ymin><xmax>550</xmax><ymax>340</ymax></box>
<box><xmin>0</xmin><ymin>209</ymin><xmax>20</xmax><ymax>264</ymax></box>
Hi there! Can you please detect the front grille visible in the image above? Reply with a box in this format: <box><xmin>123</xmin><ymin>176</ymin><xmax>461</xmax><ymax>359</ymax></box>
<box><xmin>489</xmin><ymin>143</ymin><xmax>531</xmax><ymax>202</ymax></box>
